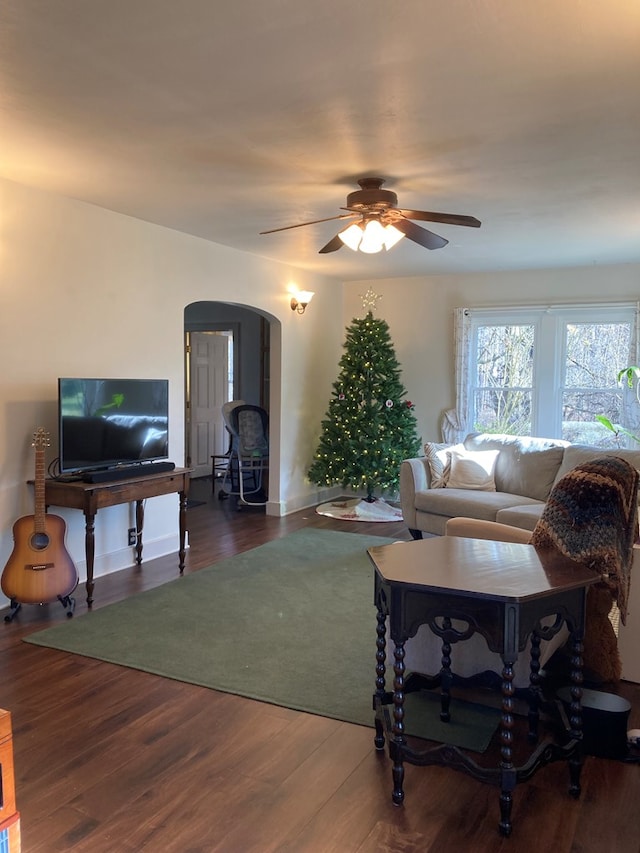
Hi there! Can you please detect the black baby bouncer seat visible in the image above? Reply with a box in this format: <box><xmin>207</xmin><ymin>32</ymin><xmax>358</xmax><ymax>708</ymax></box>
<box><xmin>219</xmin><ymin>403</ymin><xmax>269</xmax><ymax>507</ymax></box>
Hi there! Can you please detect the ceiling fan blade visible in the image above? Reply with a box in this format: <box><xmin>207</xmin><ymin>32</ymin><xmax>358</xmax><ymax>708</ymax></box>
<box><xmin>260</xmin><ymin>213</ymin><xmax>354</xmax><ymax>235</ymax></box>
<box><xmin>318</xmin><ymin>233</ymin><xmax>345</xmax><ymax>254</ymax></box>
<box><xmin>397</xmin><ymin>210</ymin><xmax>481</xmax><ymax>228</ymax></box>
<box><xmin>394</xmin><ymin>218</ymin><xmax>448</xmax><ymax>250</ymax></box>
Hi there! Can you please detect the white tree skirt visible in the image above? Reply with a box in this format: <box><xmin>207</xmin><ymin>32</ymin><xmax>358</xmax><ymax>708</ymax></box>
<box><xmin>315</xmin><ymin>497</ymin><xmax>403</xmax><ymax>522</ymax></box>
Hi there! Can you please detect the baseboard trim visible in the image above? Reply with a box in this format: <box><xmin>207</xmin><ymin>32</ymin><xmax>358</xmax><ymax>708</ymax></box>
<box><xmin>79</xmin><ymin>534</ymin><xmax>183</xmax><ymax>580</ymax></box>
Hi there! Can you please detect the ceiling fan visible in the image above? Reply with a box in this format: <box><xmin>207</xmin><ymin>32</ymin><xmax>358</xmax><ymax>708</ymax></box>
<box><xmin>260</xmin><ymin>177</ymin><xmax>481</xmax><ymax>254</ymax></box>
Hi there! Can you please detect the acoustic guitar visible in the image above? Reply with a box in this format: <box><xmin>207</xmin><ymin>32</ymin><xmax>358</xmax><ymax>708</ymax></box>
<box><xmin>2</xmin><ymin>428</ymin><xmax>78</xmax><ymax>621</ymax></box>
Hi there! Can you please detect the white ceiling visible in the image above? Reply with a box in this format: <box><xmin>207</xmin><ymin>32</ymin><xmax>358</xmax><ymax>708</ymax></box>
<box><xmin>2</xmin><ymin>1</ymin><xmax>639</xmax><ymax>281</ymax></box>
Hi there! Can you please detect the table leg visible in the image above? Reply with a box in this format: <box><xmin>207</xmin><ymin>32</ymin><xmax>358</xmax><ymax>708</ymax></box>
<box><xmin>391</xmin><ymin>640</ymin><xmax>406</xmax><ymax>806</ymax></box>
<box><xmin>567</xmin><ymin>631</ymin><xmax>584</xmax><ymax>799</ymax></box>
<box><xmin>178</xmin><ymin>490</ymin><xmax>188</xmax><ymax>573</ymax></box>
<box><xmin>498</xmin><ymin>658</ymin><xmax>516</xmax><ymax>837</ymax></box>
<box><xmin>440</xmin><ymin>616</ymin><xmax>453</xmax><ymax>722</ymax></box>
<box><xmin>135</xmin><ymin>499</ymin><xmax>144</xmax><ymax>565</ymax></box>
<box><xmin>374</xmin><ymin>604</ymin><xmax>387</xmax><ymax>751</ymax></box>
<box><xmin>84</xmin><ymin>512</ymin><xmax>96</xmax><ymax>608</ymax></box>
<box><xmin>527</xmin><ymin>631</ymin><xmax>542</xmax><ymax>743</ymax></box>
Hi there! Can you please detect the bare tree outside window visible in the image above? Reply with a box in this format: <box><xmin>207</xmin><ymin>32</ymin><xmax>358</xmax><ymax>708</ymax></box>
<box><xmin>473</xmin><ymin>324</ymin><xmax>534</xmax><ymax>434</ymax></box>
<box><xmin>563</xmin><ymin>322</ymin><xmax>630</xmax><ymax>446</ymax></box>
<box><xmin>469</xmin><ymin>307</ymin><xmax>636</xmax><ymax>444</ymax></box>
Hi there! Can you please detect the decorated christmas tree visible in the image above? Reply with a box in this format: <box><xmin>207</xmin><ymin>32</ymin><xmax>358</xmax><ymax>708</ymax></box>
<box><xmin>308</xmin><ymin>303</ymin><xmax>421</xmax><ymax>503</ymax></box>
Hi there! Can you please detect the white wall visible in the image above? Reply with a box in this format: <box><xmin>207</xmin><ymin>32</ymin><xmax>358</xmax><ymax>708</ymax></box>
<box><xmin>344</xmin><ymin>266</ymin><xmax>640</xmax><ymax>447</ymax></box>
<box><xmin>0</xmin><ymin>178</ymin><xmax>342</xmax><ymax>596</ymax></box>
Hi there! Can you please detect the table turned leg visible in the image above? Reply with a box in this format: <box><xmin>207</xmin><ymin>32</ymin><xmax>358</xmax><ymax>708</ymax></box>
<box><xmin>374</xmin><ymin>604</ymin><xmax>387</xmax><ymax>751</ymax></box>
<box><xmin>527</xmin><ymin>630</ymin><xmax>542</xmax><ymax>743</ymax></box>
<box><xmin>135</xmin><ymin>499</ymin><xmax>144</xmax><ymax>565</ymax></box>
<box><xmin>391</xmin><ymin>641</ymin><xmax>407</xmax><ymax>806</ymax></box>
<box><xmin>498</xmin><ymin>658</ymin><xmax>516</xmax><ymax>837</ymax></box>
<box><xmin>440</xmin><ymin>616</ymin><xmax>453</xmax><ymax>723</ymax></box>
<box><xmin>567</xmin><ymin>631</ymin><xmax>585</xmax><ymax>799</ymax></box>
<box><xmin>178</xmin><ymin>490</ymin><xmax>188</xmax><ymax>573</ymax></box>
<box><xmin>84</xmin><ymin>512</ymin><xmax>96</xmax><ymax>608</ymax></box>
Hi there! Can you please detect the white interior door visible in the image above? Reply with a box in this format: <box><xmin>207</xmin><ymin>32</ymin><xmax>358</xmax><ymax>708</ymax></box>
<box><xmin>189</xmin><ymin>332</ymin><xmax>230</xmax><ymax>478</ymax></box>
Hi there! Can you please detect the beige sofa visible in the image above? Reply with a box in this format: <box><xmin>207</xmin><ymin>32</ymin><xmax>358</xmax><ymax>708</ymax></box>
<box><xmin>400</xmin><ymin>433</ymin><xmax>640</xmax><ymax>539</ymax></box>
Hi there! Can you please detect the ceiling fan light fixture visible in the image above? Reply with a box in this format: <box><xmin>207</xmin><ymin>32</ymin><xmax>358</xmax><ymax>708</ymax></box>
<box><xmin>338</xmin><ymin>219</ymin><xmax>405</xmax><ymax>254</ymax></box>
<box><xmin>338</xmin><ymin>222</ymin><xmax>364</xmax><ymax>251</ymax></box>
<box><xmin>359</xmin><ymin>219</ymin><xmax>386</xmax><ymax>254</ymax></box>
<box><xmin>383</xmin><ymin>223</ymin><xmax>405</xmax><ymax>250</ymax></box>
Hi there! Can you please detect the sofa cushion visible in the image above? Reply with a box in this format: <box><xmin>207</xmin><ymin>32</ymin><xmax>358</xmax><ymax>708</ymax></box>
<box><xmin>553</xmin><ymin>445</ymin><xmax>640</xmax><ymax>488</ymax></box>
<box><xmin>495</xmin><ymin>503</ymin><xmax>545</xmax><ymax>531</ymax></box>
<box><xmin>463</xmin><ymin>433</ymin><xmax>569</xmax><ymax>501</ymax></box>
<box><xmin>415</xmin><ymin>488</ymin><xmax>542</xmax><ymax>523</ymax></box>
<box><xmin>446</xmin><ymin>447</ymin><xmax>499</xmax><ymax>491</ymax></box>
<box><xmin>423</xmin><ymin>441</ymin><xmax>457</xmax><ymax>488</ymax></box>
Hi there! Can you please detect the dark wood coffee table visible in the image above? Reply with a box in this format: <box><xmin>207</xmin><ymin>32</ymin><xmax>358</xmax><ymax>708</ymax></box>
<box><xmin>368</xmin><ymin>535</ymin><xmax>598</xmax><ymax>837</ymax></box>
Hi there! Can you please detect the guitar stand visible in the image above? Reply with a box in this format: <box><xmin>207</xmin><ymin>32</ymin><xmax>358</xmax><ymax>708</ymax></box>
<box><xmin>3</xmin><ymin>601</ymin><xmax>21</xmax><ymax>623</ymax></box>
<box><xmin>4</xmin><ymin>594</ymin><xmax>75</xmax><ymax>623</ymax></box>
<box><xmin>58</xmin><ymin>593</ymin><xmax>75</xmax><ymax>618</ymax></box>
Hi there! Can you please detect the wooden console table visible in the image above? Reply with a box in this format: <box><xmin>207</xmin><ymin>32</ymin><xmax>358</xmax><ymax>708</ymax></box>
<box><xmin>368</xmin><ymin>536</ymin><xmax>597</xmax><ymax>837</ymax></box>
<box><xmin>40</xmin><ymin>468</ymin><xmax>191</xmax><ymax>607</ymax></box>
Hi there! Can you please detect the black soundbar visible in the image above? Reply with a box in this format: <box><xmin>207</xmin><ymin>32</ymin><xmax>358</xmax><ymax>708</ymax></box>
<box><xmin>82</xmin><ymin>461</ymin><xmax>176</xmax><ymax>484</ymax></box>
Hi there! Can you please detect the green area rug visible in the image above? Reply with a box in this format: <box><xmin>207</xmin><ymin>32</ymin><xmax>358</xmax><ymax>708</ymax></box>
<box><xmin>25</xmin><ymin>528</ymin><xmax>500</xmax><ymax>752</ymax></box>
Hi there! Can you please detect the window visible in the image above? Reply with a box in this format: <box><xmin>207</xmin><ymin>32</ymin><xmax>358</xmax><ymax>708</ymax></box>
<box><xmin>474</xmin><ymin>322</ymin><xmax>534</xmax><ymax>435</ymax></box>
<box><xmin>467</xmin><ymin>304</ymin><xmax>638</xmax><ymax>447</ymax></box>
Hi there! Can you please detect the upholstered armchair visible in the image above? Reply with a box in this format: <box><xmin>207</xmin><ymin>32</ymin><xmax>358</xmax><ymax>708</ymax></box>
<box><xmin>446</xmin><ymin>517</ymin><xmax>532</xmax><ymax>544</ymax></box>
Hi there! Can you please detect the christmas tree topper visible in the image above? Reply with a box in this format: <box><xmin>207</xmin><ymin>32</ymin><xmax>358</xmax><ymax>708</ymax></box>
<box><xmin>360</xmin><ymin>288</ymin><xmax>381</xmax><ymax>313</ymax></box>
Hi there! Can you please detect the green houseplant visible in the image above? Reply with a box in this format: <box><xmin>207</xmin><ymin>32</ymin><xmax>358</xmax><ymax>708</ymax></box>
<box><xmin>596</xmin><ymin>365</ymin><xmax>640</xmax><ymax>445</ymax></box>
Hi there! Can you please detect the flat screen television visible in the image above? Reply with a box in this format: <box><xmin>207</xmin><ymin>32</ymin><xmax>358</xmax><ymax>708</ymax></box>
<box><xmin>58</xmin><ymin>378</ymin><xmax>169</xmax><ymax>474</ymax></box>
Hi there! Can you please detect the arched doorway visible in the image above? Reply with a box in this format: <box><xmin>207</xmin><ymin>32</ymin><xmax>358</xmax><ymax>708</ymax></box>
<box><xmin>184</xmin><ymin>301</ymin><xmax>280</xmax><ymax>509</ymax></box>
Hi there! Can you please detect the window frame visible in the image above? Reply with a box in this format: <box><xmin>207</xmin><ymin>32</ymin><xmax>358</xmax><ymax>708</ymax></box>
<box><xmin>466</xmin><ymin>302</ymin><xmax>638</xmax><ymax>441</ymax></box>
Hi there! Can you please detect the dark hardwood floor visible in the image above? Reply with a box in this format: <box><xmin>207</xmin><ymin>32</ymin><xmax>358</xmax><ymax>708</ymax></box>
<box><xmin>2</xmin><ymin>477</ymin><xmax>639</xmax><ymax>852</ymax></box>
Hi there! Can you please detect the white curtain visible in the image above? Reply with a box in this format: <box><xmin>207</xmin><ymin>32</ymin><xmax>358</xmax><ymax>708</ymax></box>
<box><xmin>441</xmin><ymin>307</ymin><xmax>471</xmax><ymax>443</ymax></box>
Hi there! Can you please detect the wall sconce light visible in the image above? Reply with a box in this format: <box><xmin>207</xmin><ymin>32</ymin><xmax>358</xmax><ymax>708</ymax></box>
<box><xmin>338</xmin><ymin>219</ymin><xmax>405</xmax><ymax>254</ymax></box>
<box><xmin>290</xmin><ymin>291</ymin><xmax>314</xmax><ymax>314</ymax></box>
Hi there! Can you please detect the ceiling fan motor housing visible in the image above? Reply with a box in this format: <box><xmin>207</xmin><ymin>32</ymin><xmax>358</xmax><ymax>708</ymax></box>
<box><xmin>346</xmin><ymin>178</ymin><xmax>398</xmax><ymax>212</ymax></box>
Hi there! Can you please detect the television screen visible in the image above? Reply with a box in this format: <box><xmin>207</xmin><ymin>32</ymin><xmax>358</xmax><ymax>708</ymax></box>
<box><xmin>58</xmin><ymin>378</ymin><xmax>169</xmax><ymax>473</ymax></box>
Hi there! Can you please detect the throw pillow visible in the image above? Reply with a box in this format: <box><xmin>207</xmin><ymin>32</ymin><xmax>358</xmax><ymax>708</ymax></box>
<box><xmin>446</xmin><ymin>447</ymin><xmax>500</xmax><ymax>491</ymax></box>
<box><xmin>424</xmin><ymin>442</ymin><xmax>463</xmax><ymax>488</ymax></box>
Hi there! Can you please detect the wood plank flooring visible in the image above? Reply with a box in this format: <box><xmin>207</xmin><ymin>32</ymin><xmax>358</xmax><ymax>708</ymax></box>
<box><xmin>2</xmin><ymin>478</ymin><xmax>639</xmax><ymax>852</ymax></box>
